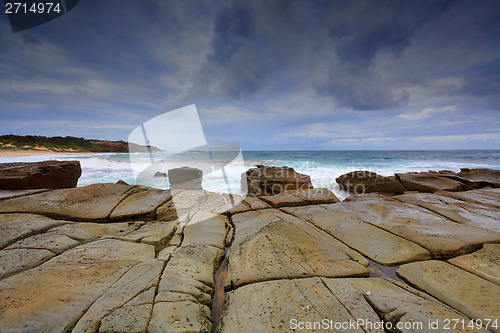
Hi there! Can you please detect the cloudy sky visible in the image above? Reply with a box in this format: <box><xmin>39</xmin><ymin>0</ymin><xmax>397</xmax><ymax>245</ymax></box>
<box><xmin>0</xmin><ymin>0</ymin><xmax>498</xmax><ymax>150</ymax></box>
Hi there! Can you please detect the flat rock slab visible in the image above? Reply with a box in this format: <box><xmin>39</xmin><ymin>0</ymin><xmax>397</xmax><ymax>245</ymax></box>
<box><xmin>437</xmin><ymin>187</ymin><xmax>500</xmax><ymax>208</ymax></box>
<box><xmin>397</xmin><ymin>260</ymin><xmax>500</xmax><ymax>332</ymax></box>
<box><xmin>162</xmin><ymin>244</ymin><xmax>223</xmax><ymax>289</ymax></box>
<box><xmin>0</xmin><ymin>183</ymin><xmax>138</xmax><ymax>221</ymax></box>
<box><xmin>321</xmin><ymin>199</ymin><xmax>500</xmax><ymax>259</ymax></box>
<box><xmin>284</xmin><ymin>205</ymin><xmax>431</xmax><ymax>265</ymax></box>
<box><xmin>149</xmin><ymin>300</ymin><xmax>212</xmax><ymax>333</ymax></box>
<box><xmin>181</xmin><ymin>212</ymin><xmax>229</xmax><ymax>249</ymax></box>
<box><xmin>110</xmin><ymin>187</ymin><xmax>172</xmax><ymax>220</ymax></box>
<box><xmin>219</xmin><ymin>277</ymin><xmax>482</xmax><ymax>333</ymax></box>
<box><xmin>0</xmin><ymin>239</ymin><xmax>155</xmax><ymax>332</ymax></box>
<box><xmin>396</xmin><ymin>171</ymin><xmax>464</xmax><ymax>192</ymax></box>
<box><xmin>0</xmin><ymin>213</ymin><xmax>65</xmax><ymax>249</ymax></box>
<box><xmin>6</xmin><ymin>231</ymin><xmax>80</xmax><ymax>254</ymax></box>
<box><xmin>119</xmin><ymin>221</ymin><xmax>178</xmax><ymax>253</ymax></box>
<box><xmin>73</xmin><ymin>259</ymin><xmax>165</xmax><ymax>332</ymax></box>
<box><xmin>0</xmin><ymin>247</ymin><xmax>54</xmax><ymax>280</ymax></box>
<box><xmin>228</xmin><ymin>209</ymin><xmax>369</xmax><ymax>288</ymax></box>
<box><xmin>393</xmin><ymin>192</ymin><xmax>500</xmax><ymax>232</ymax></box>
<box><xmin>0</xmin><ymin>189</ymin><xmax>49</xmax><ymax>200</ymax></box>
<box><xmin>449</xmin><ymin>244</ymin><xmax>500</xmax><ymax>286</ymax></box>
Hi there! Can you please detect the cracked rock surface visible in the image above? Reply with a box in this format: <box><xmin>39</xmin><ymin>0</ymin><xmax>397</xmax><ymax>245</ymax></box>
<box><xmin>0</xmin><ymin>183</ymin><xmax>499</xmax><ymax>332</ymax></box>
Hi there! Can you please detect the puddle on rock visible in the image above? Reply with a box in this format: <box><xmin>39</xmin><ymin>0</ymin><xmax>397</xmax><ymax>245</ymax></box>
<box><xmin>212</xmin><ymin>251</ymin><xmax>228</xmax><ymax>331</ymax></box>
<box><xmin>367</xmin><ymin>259</ymin><xmax>404</xmax><ymax>283</ymax></box>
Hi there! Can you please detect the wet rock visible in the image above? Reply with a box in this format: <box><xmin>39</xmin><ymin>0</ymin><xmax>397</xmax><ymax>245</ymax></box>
<box><xmin>336</xmin><ymin>170</ymin><xmax>407</xmax><ymax>194</ymax></box>
<box><xmin>0</xmin><ymin>160</ymin><xmax>81</xmax><ymax>190</ymax></box>
<box><xmin>397</xmin><ymin>260</ymin><xmax>500</xmax><ymax>332</ymax></box>
<box><xmin>228</xmin><ymin>209</ymin><xmax>369</xmax><ymax>287</ymax></box>
<box><xmin>0</xmin><ymin>183</ymin><xmax>138</xmax><ymax>221</ymax></box>
<box><xmin>449</xmin><ymin>244</ymin><xmax>500</xmax><ymax>286</ymax></box>
<box><xmin>396</xmin><ymin>171</ymin><xmax>464</xmax><ymax>192</ymax></box>
<box><xmin>242</xmin><ymin>165</ymin><xmax>313</xmax><ymax>196</ymax></box>
<box><xmin>285</xmin><ymin>205</ymin><xmax>431</xmax><ymax>265</ymax></box>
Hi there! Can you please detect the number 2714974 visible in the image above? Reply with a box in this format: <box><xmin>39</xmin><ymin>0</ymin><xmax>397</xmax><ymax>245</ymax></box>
<box><xmin>5</xmin><ymin>2</ymin><xmax>61</xmax><ymax>14</ymax></box>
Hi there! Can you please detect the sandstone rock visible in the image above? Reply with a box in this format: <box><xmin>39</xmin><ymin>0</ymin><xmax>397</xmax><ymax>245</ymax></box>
<box><xmin>110</xmin><ymin>187</ymin><xmax>172</xmax><ymax>220</ymax></box>
<box><xmin>99</xmin><ymin>287</ymin><xmax>156</xmax><ymax>333</ymax></box>
<box><xmin>346</xmin><ymin>278</ymin><xmax>489</xmax><ymax>333</ymax></box>
<box><xmin>393</xmin><ymin>191</ymin><xmax>500</xmax><ymax>232</ymax></box>
<box><xmin>181</xmin><ymin>212</ymin><xmax>228</xmax><ymax>249</ymax></box>
<box><xmin>397</xmin><ymin>260</ymin><xmax>500</xmax><ymax>332</ymax></box>
<box><xmin>242</xmin><ymin>165</ymin><xmax>313</xmax><ymax>196</ymax></box>
<box><xmin>0</xmin><ymin>248</ymin><xmax>54</xmax><ymax>280</ymax></box>
<box><xmin>336</xmin><ymin>170</ymin><xmax>407</xmax><ymax>194</ymax></box>
<box><xmin>0</xmin><ymin>189</ymin><xmax>49</xmax><ymax>200</ymax></box>
<box><xmin>0</xmin><ymin>183</ymin><xmax>138</xmax><ymax>221</ymax></box>
<box><xmin>0</xmin><ymin>160</ymin><xmax>81</xmax><ymax>190</ymax></box>
<box><xmin>259</xmin><ymin>192</ymin><xmax>308</xmax><ymax>208</ymax></box>
<box><xmin>458</xmin><ymin>168</ymin><xmax>500</xmax><ymax>187</ymax></box>
<box><xmin>396</xmin><ymin>171</ymin><xmax>464</xmax><ymax>192</ymax></box>
<box><xmin>0</xmin><ymin>213</ymin><xmax>65</xmax><ymax>249</ymax></box>
<box><xmin>119</xmin><ymin>221</ymin><xmax>178</xmax><ymax>253</ymax></box>
<box><xmin>0</xmin><ymin>239</ymin><xmax>155</xmax><ymax>332</ymax></box>
<box><xmin>169</xmin><ymin>166</ymin><xmax>203</xmax><ymax>190</ymax></box>
<box><xmin>449</xmin><ymin>244</ymin><xmax>500</xmax><ymax>286</ymax></box>
<box><xmin>321</xmin><ymin>199</ymin><xmax>500</xmax><ymax>259</ymax></box>
<box><xmin>219</xmin><ymin>278</ymin><xmax>367</xmax><ymax>333</ymax></box>
<box><xmin>285</xmin><ymin>188</ymin><xmax>340</xmax><ymax>204</ymax></box>
<box><xmin>6</xmin><ymin>232</ymin><xmax>80</xmax><ymax>254</ymax></box>
<box><xmin>228</xmin><ymin>209</ymin><xmax>369</xmax><ymax>287</ymax></box>
<box><xmin>284</xmin><ymin>205</ymin><xmax>431</xmax><ymax>265</ymax></box>
<box><xmin>162</xmin><ymin>245</ymin><xmax>223</xmax><ymax>288</ymax></box>
<box><xmin>242</xmin><ymin>196</ymin><xmax>271</xmax><ymax>210</ymax></box>
<box><xmin>73</xmin><ymin>259</ymin><xmax>165</xmax><ymax>332</ymax></box>
<box><xmin>437</xmin><ymin>187</ymin><xmax>500</xmax><ymax>208</ymax></box>
<box><xmin>149</xmin><ymin>301</ymin><xmax>212</xmax><ymax>333</ymax></box>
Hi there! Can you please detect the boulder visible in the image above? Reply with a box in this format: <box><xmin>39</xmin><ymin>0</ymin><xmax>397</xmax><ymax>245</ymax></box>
<box><xmin>336</xmin><ymin>170</ymin><xmax>406</xmax><ymax>194</ymax></box>
<box><xmin>242</xmin><ymin>165</ymin><xmax>313</xmax><ymax>196</ymax></box>
<box><xmin>168</xmin><ymin>166</ymin><xmax>203</xmax><ymax>190</ymax></box>
<box><xmin>0</xmin><ymin>160</ymin><xmax>81</xmax><ymax>190</ymax></box>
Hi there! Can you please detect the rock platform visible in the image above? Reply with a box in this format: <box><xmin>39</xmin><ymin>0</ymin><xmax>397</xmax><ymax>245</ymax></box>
<box><xmin>0</xmin><ymin>181</ymin><xmax>499</xmax><ymax>332</ymax></box>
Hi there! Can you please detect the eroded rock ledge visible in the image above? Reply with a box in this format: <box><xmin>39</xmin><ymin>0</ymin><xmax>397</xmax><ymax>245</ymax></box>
<box><xmin>0</xmin><ymin>167</ymin><xmax>499</xmax><ymax>332</ymax></box>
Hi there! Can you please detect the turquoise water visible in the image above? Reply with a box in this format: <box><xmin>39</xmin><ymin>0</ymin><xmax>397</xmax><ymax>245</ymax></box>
<box><xmin>1</xmin><ymin>150</ymin><xmax>498</xmax><ymax>199</ymax></box>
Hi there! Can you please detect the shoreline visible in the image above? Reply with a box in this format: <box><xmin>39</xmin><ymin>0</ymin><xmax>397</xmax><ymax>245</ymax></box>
<box><xmin>0</xmin><ymin>149</ymin><xmax>120</xmax><ymax>157</ymax></box>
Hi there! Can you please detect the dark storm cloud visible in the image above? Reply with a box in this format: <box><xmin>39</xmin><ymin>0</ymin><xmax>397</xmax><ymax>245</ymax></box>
<box><xmin>200</xmin><ymin>0</ymin><xmax>498</xmax><ymax>110</ymax></box>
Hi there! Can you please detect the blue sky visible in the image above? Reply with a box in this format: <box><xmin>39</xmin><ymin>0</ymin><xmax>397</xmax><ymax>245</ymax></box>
<box><xmin>0</xmin><ymin>0</ymin><xmax>499</xmax><ymax>150</ymax></box>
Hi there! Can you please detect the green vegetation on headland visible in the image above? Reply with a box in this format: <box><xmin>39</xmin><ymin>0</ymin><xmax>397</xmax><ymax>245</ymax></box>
<box><xmin>0</xmin><ymin>134</ymin><xmax>161</xmax><ymax>153</ymax></box>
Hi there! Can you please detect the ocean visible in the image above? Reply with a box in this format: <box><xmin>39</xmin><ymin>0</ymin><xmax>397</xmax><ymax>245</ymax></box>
<box><xmin>1</xmin><ymin>150</ymin><xmax>499</xmax><ymax>200</ymax></box>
